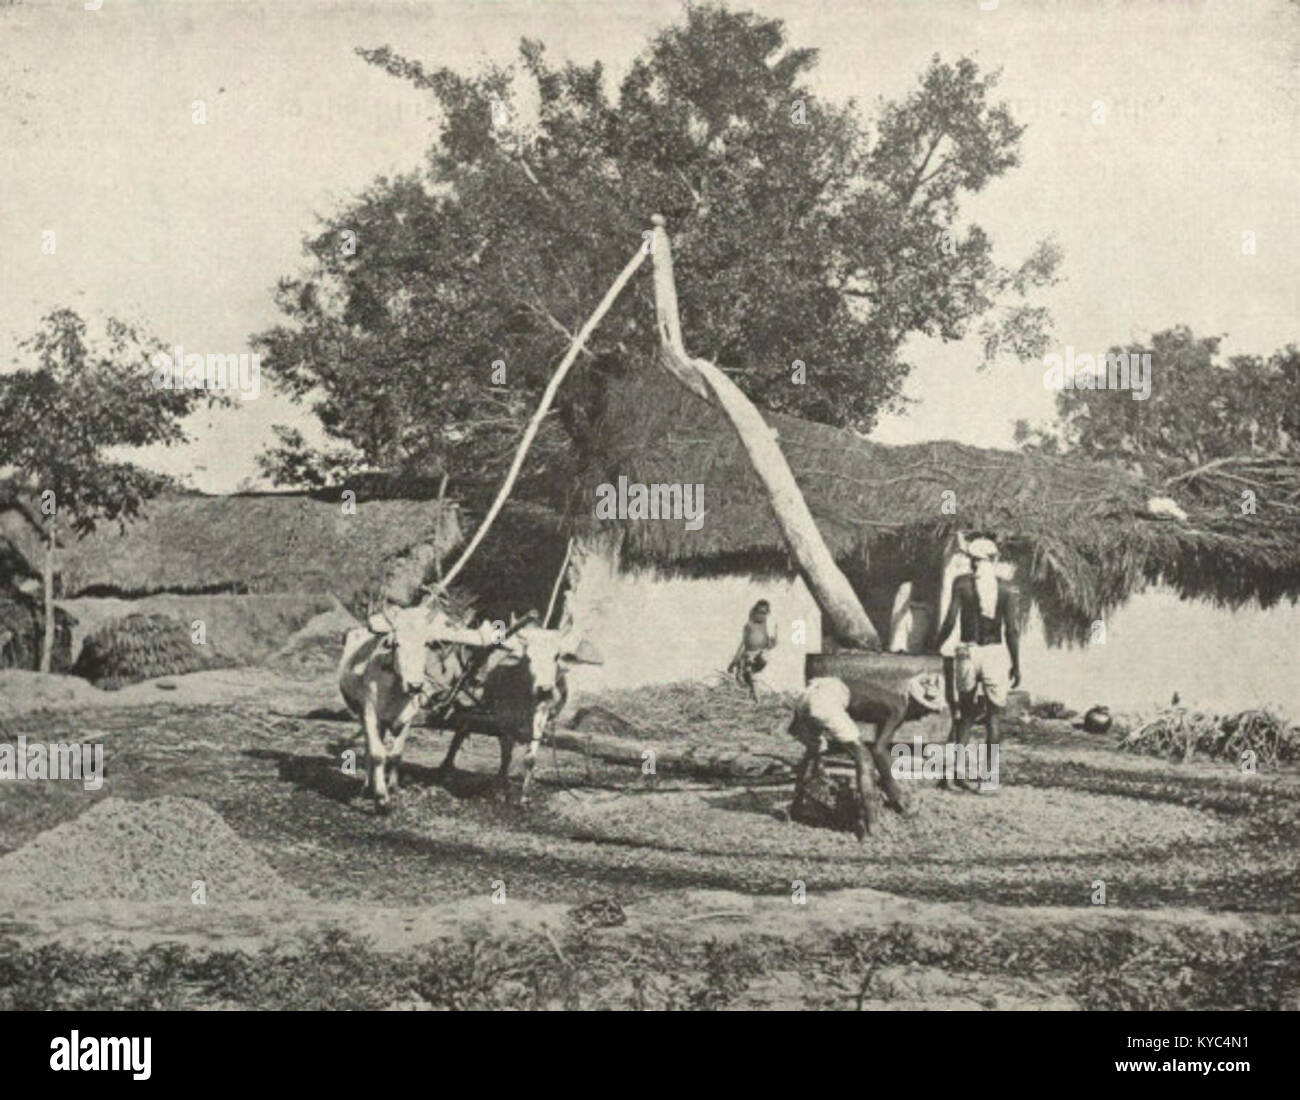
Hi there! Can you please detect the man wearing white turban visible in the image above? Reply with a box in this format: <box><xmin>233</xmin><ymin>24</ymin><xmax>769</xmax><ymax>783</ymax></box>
<box><xmin>933</xmin><ymin>535</ymin><xmax>1021</xmax><ymax>792</ymax></box>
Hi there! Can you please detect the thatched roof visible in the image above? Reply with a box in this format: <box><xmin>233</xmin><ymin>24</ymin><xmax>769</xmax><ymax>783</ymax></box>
<box><xmin>580</xmin><ymin>371</ymin><xmax>1300</xmax><ymax>643</ymax></box>
<box><xmin>0</xmin><ymin>489</ymin><xmax>461</xmax><ymax>606</ymax></box>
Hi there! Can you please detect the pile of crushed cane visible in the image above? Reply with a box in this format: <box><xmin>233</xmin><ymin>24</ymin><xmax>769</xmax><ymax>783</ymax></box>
<box><xmin>1118</xmin><ymin>705</ymin><xmax>1299</xmax><ymax>767</ymax></box>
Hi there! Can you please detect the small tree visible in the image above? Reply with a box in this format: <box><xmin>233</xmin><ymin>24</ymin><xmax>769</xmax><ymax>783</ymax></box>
<box><xmin>0</xmin><ymin>309</ymin><xmax>206</xmax><ymax>670</ymax></box>
<box><xmin>1015</xmin><ymin>327</ymin><xmax>1300</xmax><ymax>475</ymax></box>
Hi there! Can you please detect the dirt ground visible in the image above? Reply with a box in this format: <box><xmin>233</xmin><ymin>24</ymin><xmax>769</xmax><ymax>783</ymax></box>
<box><xmin>1</xmin><ymin>669</ymin><xmax>1297</xmax><ymax>1009</ymax></box>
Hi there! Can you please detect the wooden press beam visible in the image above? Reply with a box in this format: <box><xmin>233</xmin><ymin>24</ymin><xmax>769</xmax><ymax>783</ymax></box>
<box><xmin>648</xmin><ymin>214</ymin><xmax>881</xmax><ymax>651</ymax></box>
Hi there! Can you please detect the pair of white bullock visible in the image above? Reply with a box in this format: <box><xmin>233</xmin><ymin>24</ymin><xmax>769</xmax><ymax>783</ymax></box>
<box><xmin>337</xmin><ymin>602</ymin><xmax>601</xmax><ymax>812</ymax></box>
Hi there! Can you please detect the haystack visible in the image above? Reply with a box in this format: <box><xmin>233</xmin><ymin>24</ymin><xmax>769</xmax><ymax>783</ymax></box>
<box><xmin>71</xmin><ymin>613</ymin><xmax>236</xmax><ymax>689</ymax></box>
<box><xmin>60</xmin><ymin>593</ymin><xmax>334</xmax><ymax>667</ymax></box>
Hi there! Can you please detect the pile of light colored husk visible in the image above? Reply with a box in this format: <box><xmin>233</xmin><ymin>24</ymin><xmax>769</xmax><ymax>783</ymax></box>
<box><xmin>0</xmin><ymin>796</ymin><xmax>304</xmax><ymax>907</ymax></box>
<box><xmin>570</xmin><ymin>678</ymin><xmax>798</xmax><ymax>743</ymax></box>
<box><xmin>1118</xmin><ymin>704</ymin><xmax>1299</xmax><ymax>767</ymax></box>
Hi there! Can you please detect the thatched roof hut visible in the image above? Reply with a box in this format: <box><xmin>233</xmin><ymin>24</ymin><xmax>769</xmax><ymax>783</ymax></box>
<box><xmin>0</xmin><ymin>487</ymin><xmax>462</xmax><ymax>611</ymax></box>
<box><xmin>578</xmin><ymin>371</ymin><xmax>1300</xmax><ymax>644</ymax></box>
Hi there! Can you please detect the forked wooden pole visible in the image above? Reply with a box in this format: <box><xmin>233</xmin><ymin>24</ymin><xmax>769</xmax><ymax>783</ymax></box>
<box><xmin>543</xmin><ymin>536</ymin><xmax>574</xmax><ymax>628</ymax></box>
<box><xmin>648</xmin><ymin>214</ymin><xmax>880</xmax><ymax>650</ymax></box>
<box><xmin>435</xmin><ymin>243</ymin><xmax>650</xmax><ymax>594</ymax></box>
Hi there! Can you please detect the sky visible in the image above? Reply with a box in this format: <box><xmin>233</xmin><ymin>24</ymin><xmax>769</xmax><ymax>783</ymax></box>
<box><xmin>1</xmin><ymin>0</ymin><xmax>1297</xmax><ymax>493</ymax></box>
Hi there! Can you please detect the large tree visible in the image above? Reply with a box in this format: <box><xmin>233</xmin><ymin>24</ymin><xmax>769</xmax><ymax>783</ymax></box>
<box><xmin>0</xmin><ymin>309</ymin><xmax>204</xmax><ymax>670</ymax></box>
<box><xmin>256</xmin><ymin>3</ymin><xmax>1058</xmax><ymax>496</ymax></box>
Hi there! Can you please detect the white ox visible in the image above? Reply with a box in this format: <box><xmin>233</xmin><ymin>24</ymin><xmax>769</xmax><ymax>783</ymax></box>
<box><xmin>338</xmin><ymin>602</ymin><xmax>494</xmax><ymax>813</ymax></box>
<box><xmin>436</xmin><ymin>624</ymin><xmax>603</xmax><ymax>804</ymax></box>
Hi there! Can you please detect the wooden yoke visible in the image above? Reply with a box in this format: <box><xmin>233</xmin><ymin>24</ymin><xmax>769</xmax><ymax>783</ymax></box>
<box><xmin>648</xmin><ymin>214</ymin><xmax>880</xmax><ymax>651</ymax></box>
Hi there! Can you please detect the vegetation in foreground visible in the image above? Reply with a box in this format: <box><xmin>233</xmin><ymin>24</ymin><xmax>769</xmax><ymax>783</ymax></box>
<box><xmin>2</xmin><ymin>919</ymin><xmax>1296</xmax><ymax>1012</ymax></box>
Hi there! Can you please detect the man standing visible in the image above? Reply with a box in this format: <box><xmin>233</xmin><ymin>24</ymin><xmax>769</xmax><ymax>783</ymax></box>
<box><xmin>933</xmin><ymin>536</ymin><xmax>1021</xmax><ymax>792</ymax></box>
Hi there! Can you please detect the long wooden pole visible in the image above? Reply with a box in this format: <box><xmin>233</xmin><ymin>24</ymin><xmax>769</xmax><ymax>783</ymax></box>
<box><xmin>543</xmin><ymin>536</ymin><xmax>574</xmax><ymax>628</ymax></box>
<box><xmin>41</xmin><ymin>514</ymin><xmax>55</xmax><ymax>672</ymax></box>
<box><xmin>435</xmin><ymin>243</ymin><xmax>649</xmax><ymax>594</ymax></box>
<box><xmin>648</xmin><ymin>215</ymin><xmax>880</xmax><ymax>650</ymax></box>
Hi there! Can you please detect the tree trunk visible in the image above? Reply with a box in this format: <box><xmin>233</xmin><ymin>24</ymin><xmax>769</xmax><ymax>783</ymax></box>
<box><xmin>649</xmin><ymin>215</ymin><xmax>880</xmax><ymax>650</ymax></box>
<box><xmin>41</xmin><ymin>514</ymin><xmax>55</xmax><ymax>673</ymax></box>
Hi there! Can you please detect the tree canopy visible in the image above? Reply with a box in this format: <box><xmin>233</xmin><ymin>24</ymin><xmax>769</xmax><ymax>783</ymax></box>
<box><xmin>255</xmin><ymin>2</ymin><xmax>1059</xmax><ymax>496</ymax></box>
<box><xmin>1016</xmin><ymin>326</ymin><xmax>1300</xmax><ymax>476</ymax></box>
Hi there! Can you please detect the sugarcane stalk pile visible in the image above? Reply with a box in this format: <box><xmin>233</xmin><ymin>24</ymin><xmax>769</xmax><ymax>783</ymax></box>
<box><xmin>1118</xmin><ymin>704</ymin><xmax>1300</xmax><ymax>767</ymax></box>
<box><xmin>1164</xmin><ymin>453</ymin><xmax>1300</xmax><ymax>513</ymax></box>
